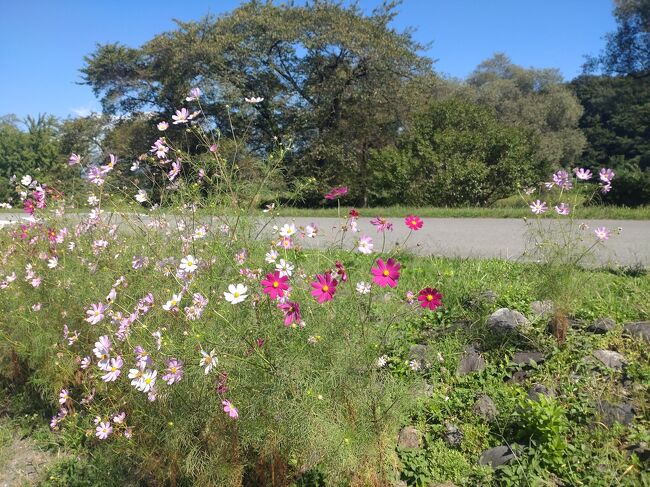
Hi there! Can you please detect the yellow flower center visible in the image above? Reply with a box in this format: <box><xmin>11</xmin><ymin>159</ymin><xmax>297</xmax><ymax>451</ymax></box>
<box><xmin>233</xmin><ymin>292</ymin><xmax>240</xmax><ymax>298</ymax></box>
<box><xmin>273</xmin><ymin>281</ymin><xmax>279</xmax><ymax>288</ymax></box>
<box><xmin>145</xmin><ymin>378</ymin><xmax>152</xmax><ymax>384</ymax></box>
<box><xmin>427</xmin><ymin>294</ymin><xmax>433</xmax><ymax>301</ymax></box>
<box><xmin>383</xmin><ymin>270</ymin><xmax>390</xmax><ymax>277</ymax></box>
<box><xmin>411</xmin><ymin>220</ymin><xmax>417</xmax><ymax>225</ymax></box>
<box><xmin>322</xmin><ymin>285</ymin><xmax>329</xmax><ymax>292</ymax></box>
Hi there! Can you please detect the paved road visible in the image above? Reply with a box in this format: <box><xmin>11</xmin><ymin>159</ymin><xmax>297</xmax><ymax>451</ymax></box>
<box><xmin>2</xmin><ymin>213</ymin><xmax>648</xmax><ymax>266</ymax></box>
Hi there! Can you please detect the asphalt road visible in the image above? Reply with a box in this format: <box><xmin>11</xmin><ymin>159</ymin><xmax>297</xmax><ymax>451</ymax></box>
<box><xmin>1</xmin><ymin>213</ymin><xmax>648</xmax><ymax>266</ymax></box>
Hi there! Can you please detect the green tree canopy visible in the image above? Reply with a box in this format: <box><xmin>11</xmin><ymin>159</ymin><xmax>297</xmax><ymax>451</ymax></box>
<box><xmin>81</xmin><ymin>0</ymin><xmax>435</xmax><ymax>205</ymax></box>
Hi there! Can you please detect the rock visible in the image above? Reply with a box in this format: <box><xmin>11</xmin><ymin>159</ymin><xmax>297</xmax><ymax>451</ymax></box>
<box><xmin>443</xmin><ymin>422</ymin><xmax>463</xmax><ymax>448</ymax></box>
<box><xmin>588</xmin><ymin>317</ymin><xmax>616</xmax><ymax>334</ymax></box>
<box><xmin>393</xmin><ymin>482</ymin><xmax>408</xmax><ymax>487</ymax></box>
<box><xmin>467</xmin><ymin>290</ymin><xmax>498</xmax><ymax>309</ymax></box>
<box><xmin>456</xmin><ymin>346</ymin><xmax>486</xmax><ymax>376</ymax></box>
<box><xmin>530</xmin><ymin>300</ymin><xmax>554</xmax><ymax>317</ymax></box>
<box><xmin>478</xmin><ymin>445</ymin><xmax>514</xmax><ymax>467</ymax></box>
<box><xmin>486</xmin><ymin>308</ymin><xmax>528</xmax><ymax>332</ymax></box>
<box><xmin>626</xmin><ymin>442</ymin><xmax>650</xmax><ymax>463</ymax></box>
<box><xmin>507</xmin><ymin>370</ymin><xmax>530</xmax><ymax>384</ymax></box>
<box><xmin>473</xmin><ymin>394</ymin><xmax>498</xmax><ymax>421</ymax></box>
<box><xmin>409</xmin><ymin>345</ymin><xmax>429</xmax><ymax>369</ymax></box>
<box><xmin>592</xmin><ymin>350</ymin><xmax>627</xmax><ymax>371</ymax></box>
<box><xmin>597</xmin><ymin>401</ymin><xmax>635</xmax><ymax>426</ymax></box>
<box><xmin>512</xmin><ymin>351</ymin><xmax>546</xmax><ymax>366</ymax></box>
<box><xmin>397</xmin><ymin>426</ymin><xmax>421</xmax><ymax>449</ymax></box>
<box><xmin>527</xmin><ymin>383</ymin><xmax>555</xmax><ymax>402</ymax></box>
<box><xmin>623</xmin><ymin>321</ymin><xmax>650</xmax><ymax>343</ymax></box>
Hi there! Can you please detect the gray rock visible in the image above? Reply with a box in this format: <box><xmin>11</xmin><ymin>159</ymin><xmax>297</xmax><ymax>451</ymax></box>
<box><xmin>626</xmin><ymin>442</ymin><xmax>650</xmax><ymax>463</ymax></box>
<box><xmin>588</xmin><ymin>317</ymin><xmax>616</xmax><ymax>334</ymax></box>
<box><xmin>597</xmin><ymin>401</ymin><xmax>635</xmax><ymax>426</ymax></box>
<box><xmin>478</xmin><ymin>445</ymin><xmax>514</xmax><ymax>467</ymax></box>
<box><xmin>530</xmin><ymin>300</ymin><xmax>554</xmax><ymax>317</ymax></box>
<box><xmin>507</xmin><ymin>370</ymin><xmax>530</xmax><ymax>384</ymax></box>
<box><xmin>623</xmin><ymin>321</ymin><xmax>650</xmax><ymax>343</ymax></box>
<box><xmin>456</xmin><ymin>346</ymin><xmax>486</xmax><ymax>376</ymax></box>
<box><xmin>467</xmin><ymin>290</ymin><xmax>498</xmax><ymax>309</ymax></box>
<box><xmin>397</xmin><ymin>426</ymin><xmax>421</xmax><ymax>449</ymax></box>
<box><xmin>592</xmin><ymin>350</ymin><xmax>627</xmax><ymax>370</ymax></box>
<box><xmin>486</xmin><ymin>308</ymin><xmax>529</xmax><ymax>332</ymax></box>
<box><xmin>512</xmin><ymin>351</ymin><xmax>546</xmax><ymax>366</ymax></box>
<box><xmin>409</xmin><ymin>344</ymin><xmax>429</xmax><ymax>369</ymax></box>
<box><xmin>527</xmin><ymin>384</ymin><xmax>555</xmax><ymax>402</ymax></box>
<box><xmin>443</xmin><ymin>422</ymin><xmax>463</xmax><ymax>448</ymax></box>
<box><xmin>473</xmin><ymin>394</ymin><xmax>498</xmax><ymax>421</ymax></box>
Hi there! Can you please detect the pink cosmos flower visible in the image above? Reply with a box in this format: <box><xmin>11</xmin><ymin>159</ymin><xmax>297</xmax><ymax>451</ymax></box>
<box><xmin>96</xmin><ymin>421</ymin><xmax>112</xmax><ymax>439</ymax></box>
<box><xmin>162</xmin><ymin>359</ymin><xmax>184</xmax><ymax>385</ymax></box>
<box><xmin>168</xmin><ymin>159</ymin><xmax>181</xmax><ymax>181</ymax></box>
<box><xmin>594</xmin><ymin>227</ymin><xmax>610</xmax><ymax>241</ymax></box>
<box><xmin>186</xmin><ymin>87</ymin><xmax>201</xmax><ymax>101</ymax></box>
<box><xmin>599</xmin><ymin>168</ymin><xmax>615</xmax><ymax>183</ymax></box>
<box><xmin>86</xmin><ymin>303</ymin><xmax>107</xmax><ymax>325</ymax></box>
<box><xmin>529</xmin><ymin>200</ymin><xmax>547</xmax><ymax>215</ymax></box>
<box><xmin>222</xmin><ymin>400</ymin><xmax>239</xmax><ymax>419</ymax></box>
<box><xmin>261</xmin><ymin>271</ymin><xmax>289</xmax><ymax>300</ymax></box>
<box><xmin>418</xmin><ymin>288</ymin><xmax>443</xmax><ymax>310</ymax></box>
<box><xmin>370</xmin><ymin>216</ymin><xmax>393</xmax><ymax>232</ymax></box>
<box><xmin>358</xmin><ymin>235</ymin><xmax>373</xmax><ymax>254</ymax></box>
<box><xmin>68</xmin><ymin>153</ymin><xmax>81</xmax><ymax>166</ymax></box>
<box><xmin>87</xmin><ymin>166</ymin><xmax>105</xmax><ymax>185</ymax></box>
<box><xmin>552</xmin><ymin>170</ymin><xmax>572</xmax><ymax>190</ymax></box>
<box><xmin>101</xmin><ymin>356</ymin><xmax>123</xmax><ymax>382</ymax></box>
<box><xmin>405</xmin><ymin>215</ymin><xmax>423</xmax><ymax>231</ymax></box>
<box><xmin>278</xmin><ymin>301</ymin><xmax>301</xmax><ymax>326</ymax></box>
<box><xmin>59</xmin><ymin>389</ymin><xmax>70</xmax><ymax>405</ymax></box>
<box><xmin>554</xmin><ymin>203</ymin><xmax>570</xmax><ymax>215</ymax></box>
<box><xmin>311</xmin><ymin>272</ymin><xmax>338</xmax><ymax>303</ymax></box>
<box><xmin>324</xmin><ymin>186</ymin><xmax>348</xmax><ymax>200</ymax></box>
<box><xmin>23</xmin><ymin>199</ymin><xmax>35</xmax><ymax>215</ymax></box>
<box><xmin>574</xmin><ymin>168</ymin><xmax>592</xmax><ymax>180</ymax></box>
<box><xmin>406</xmin><ymin>291</ymin><xmax>415</xmax><ymax>304</ymax></box>
<box><xmin>157</xmin><ymin>121</ymin><xmax>169</xmax><ymax>131</ymax></box>
<box><xmin>600</xmin><ymin>183</ymin><xmax>612</xmax><ymax>194</ymax></box>
<box><xmin>172</xmin><ymin>108</ymin><xmax>190</xmax><ymax>124</ymax></box>
<box><xmin>371</xmin><ymin>258</ymin><xmax>400</xmax><ymax>288</ymax></box>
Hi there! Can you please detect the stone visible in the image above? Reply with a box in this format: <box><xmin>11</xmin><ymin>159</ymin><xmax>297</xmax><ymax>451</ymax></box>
<box><xmin>397</xmin><ymin>426</ymin><xmax>421</xmax><ymax>449</ymax></box>
<box><xmin>626</xmin><ymin>442</ymin><xmax>650</xmax><ymax>463</ymax></box>
<box><xmin>597</xmin><ymin>401</ymin><xmax>635</xmax><ymax>426</ymax></box>
<box><xmin>530</xmin><ymin>300</ymin><xmax>554</xmax><ymax>317</ymax></box>
<box><xmin>473</xmin><ymin>394</ymin><xmax>498</xmax><ymax>421</ymax></box>
<box><xmin>512</xmin><ymin>351</ymin><xmax>546</xmax><ymax>366</ymax></box>
<box><xmin>456</xmin><ymin>346</ymin><xmax>486</xmax><ymax>376</ymax></box>
<box><xmin>588</xmin><ymin>317</ymin><xmax>616</xmax><ymax>334</ymax></box>
<box><xmin>393</xmin><ymin>482</ymin><xmax>408</xmax><ymax>487</ymax></box>
<box><xmin>507</xmin><ymin>370</ymin><xmax>530</xmax><ymax>384</ymax></box>
<box><xmin>486</xmin><ymin>308</ymin><xmax>529</xmax><ymax>332</ymax></box>
<box><xmin>466</xmin><ymin>290</ymin><xmax>498</xmax><ymax>309</ymax></box>
<box><xmin>409</xmin><ymin>345</ymin><xmax>428</xmax><ymax>369</ymax></box>
<box><xmin>478</xmin><ymin>445</ymin><xmax>514</xmax><ymax>467</ymax></box>
<box><xmin>527</xmin><ymin>383</ymin><xmax>555</xmax><ymax>402</ymax></box>
<box><xmin>592</xmin><ymin>350</ymin><xmax>627</xmax><ymax>371</ymax></box>
<box><xmin>623</xmin><ymin>321</ymin><xmax>650</xmax><ymax>343</ymax></box>
<box><xmin>443</xmin><ymin>422</ymin><xmax>463</xmax><ymax>448</ymax></box>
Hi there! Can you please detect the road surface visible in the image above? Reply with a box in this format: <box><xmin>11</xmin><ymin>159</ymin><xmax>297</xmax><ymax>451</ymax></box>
<box><xmin>1</xmin><ymin>213</ymin><xmax>648</xmax><ymax>266</ymax></box>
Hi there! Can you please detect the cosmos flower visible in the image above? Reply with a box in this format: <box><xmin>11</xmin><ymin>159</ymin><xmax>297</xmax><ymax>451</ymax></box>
<box><xmin>404</xmin><ymin>215</ymin><xmax>423</xmax><ymax>231</ymax></box>
<box><xmin>417</xmin><ymin>288</ymin><xmax>443</xmax><ymax>310</ymax></box>
<box><xmin>529</xmin><ymin>200</ymin><xmax>547</xmax><ymax>215</ymax></box>
<box><xmin>261</xmin><ymin>271</ymin><xmax>289</xmax><ymax>300</ymax></box>
<box><xmin>172</xmin><ymin>108</ymin><xmax>190</xmax><ymax>124</ymax></box>
<box><xmin>574</xmin><ymin>168</ymin><xmax>593</xmax><ymax>180</ymax></box>
<box><xmin>278</xmin><ymin>301</ymin><xmax>301</xmax><ymax>326</ymax></box>
<box><xmin>358</xmin><ymin>236</ymin><xmax>373</xmax><ymax>254</ymax></box>
<box><xmin>594</xmin><ymin>227</ymin><xmax>610</xmax><ymax>241</ymax></box>
<box><xmin>371</xmin><ymin>258</ymin><xmax>400</xmax><ymax>288</ymax></box>
<box><xmin>224</xmin><ymin>284</ymin><xmax>248</xmax><ymax>304</ymax></box>
<box><xmin>222</xmin><ymin>400</ymin><xmax>239</xmax><ymax>418</ymax></box>
<box><xmin>311</xmin><ymin>272</ymin><xmax>338</xmax><ymax>303</ymax></box>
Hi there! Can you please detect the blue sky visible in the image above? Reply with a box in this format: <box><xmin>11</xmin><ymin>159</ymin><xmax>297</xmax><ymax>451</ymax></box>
<box><xmin>0</xmin><ymin>0</ymin><xmax>617</xmax><ymax>120</ymax></box>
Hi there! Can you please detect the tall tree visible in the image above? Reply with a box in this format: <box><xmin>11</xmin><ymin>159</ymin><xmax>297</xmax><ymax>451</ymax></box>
<box><xmin>81</xmin><ymin>1</ymin><xmax>435</xmax><ymax>205</ymax></box>
<box><xmin>584</xmin><ymin>0</ymin><xmax>650</xmax><ymax>76</ymax></box>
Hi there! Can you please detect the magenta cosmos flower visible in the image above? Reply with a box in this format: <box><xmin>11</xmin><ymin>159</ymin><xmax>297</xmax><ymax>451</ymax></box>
<box><xmin>311</xmin><ymin>272</ymin><xmax>338</xmax><ymax>303</ymax></box>
<box><xmin>418</xmin><ymin>288</ymin><xmax>443</xmax><ymax>310</ymax></box>
<box><xmin>278</xmin><ymin>301</ymin><xmax>301</xmax><ymax>326</ymax></box>
<box><xmin>405</xmin><ymin>215</ymin><xmax>423</xmax><ymax>231</ymax></box>
<box><xmin>370</xmin><ymin>216</ymin><xmax>393</xmax><ymax>232</ymax></box>
<box><xmin>324</xmin><ymin>186</ymin><xmax>348</xmax><ymax>200</ymax></box>
<box><xmin>261</xmin><ymin>271</ymin><xmax>289</xmax><ymax>300</ymax></box>
<box><xmin>371</xmin><ymin>258</ymin><xmax>401</xmax><ymax>288</ymax></box>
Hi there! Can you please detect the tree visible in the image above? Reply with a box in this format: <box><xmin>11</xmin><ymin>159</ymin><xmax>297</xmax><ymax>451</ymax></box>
<box><xmin>367</xmin><ymin>99</ymin><xmax>539</xmax><ymax>206</ymax></box>
<box><xmin>584</xmin><ymin>0</ymin><xmax>650</xmax><ymax>76</ymax></box>
<box><xmin>452</xmin><ymin>54</ymin><xmax>586</xmax><ymax>172</ymax></box>
<box><xmin>80</xmin><ymin>0</ymin><xmax>434</xmax><ymax>205</ymax></box>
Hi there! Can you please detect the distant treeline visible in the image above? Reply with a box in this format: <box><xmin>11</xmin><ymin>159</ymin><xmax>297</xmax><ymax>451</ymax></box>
<box><xmin>1</xmin><ymin>0</ymin><xmax>648</xmax><ymax>207</ymax></box>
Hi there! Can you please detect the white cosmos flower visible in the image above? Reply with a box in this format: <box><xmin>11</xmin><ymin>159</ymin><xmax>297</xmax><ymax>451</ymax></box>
<box><xmin>265</xmin><ymin>249</ymin><xmax>279</xmax><ymax>263</ymax></box>
<box><xmin>224</xmin><ymin>284</ymin><xmax>248</xmax><ymax>304</ymax></box>
<box><xmin>135</xmin><ymin>189</ymin><xmax>148</xmax><ymax>203</ymax></box>
<box><xmin>179</xmin><ymin>255</ymin><xmax>198</xmax><ymax>273</ymax></box>
<box><xmin>305</xmin><ymin>224</ymin><xmax>318</xmax><ymax>238</ymax></box>
<box><xmin>21</xmin><ymin>175</ymin><xmax>32</xmax><ymax>186</ymax></box>
<box><xmin>47</xmin><ymin>257</ymin><xmax>58</xmax><ymax>269</ymax></box>
<box><xmin>200</xmin><ymin>349</ymin><xmax>218</xmax><ymax>374</ymax></box>
<box><xmin>136</xmin><ymin>369</ymin><xmax>157</xmax><ymax>393</ymax></box>
<box><xmin>356</xmin><ymin>281</ymin><xmax>371</xmax><ymax>294</ymax></box>
<box><xmin>279</xmin><ymin>223</ymin><xmax>296</xmax><ymax>237</ymax></box>
<box><xmin>245</xmin><ymin>96</ymin><xmax>264</xmax><ymax>104</ymax></box>
<box><xmin>162</xmin><ymin>293</ymin><xmax>182</xmax><ymax>311</ymax></box>
<box><xmin>275</xmin><ymin>259</ymin><xmax>294</xmax><ymax>277</ymax></box>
